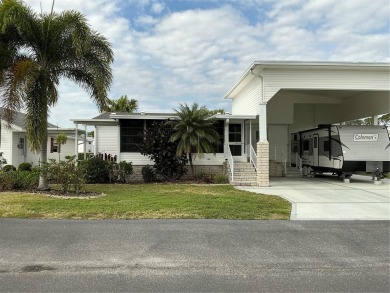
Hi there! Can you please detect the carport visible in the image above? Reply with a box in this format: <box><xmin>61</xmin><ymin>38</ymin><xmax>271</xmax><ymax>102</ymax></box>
<box><xmin>225</xmin><ymin>61</ymin><xmax>390</xmax><ymax>186</ymax></box>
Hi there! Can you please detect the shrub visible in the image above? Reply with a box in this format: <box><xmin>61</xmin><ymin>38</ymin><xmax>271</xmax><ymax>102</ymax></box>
<box><xmin>83</xmin><ymin>157</ymin><xmax>110</xmax><ymax>183</ymax></box>
<box><xmin>13</xmin><ymin>170</ymin><xmax>39</xmax><ymax>189</ymax></box>
<box><xmin>2</xmin><ymin>165</ymin><xmax>16</xmax><ymax>172</ymax></box>
<box><xmin>0</xmin><ymin>170</ymin><xmax>39</xmax><ymax>191</ymax></box>
<box><xmin>109</xmin><ymin>161</ymin><xmax>133</xmax><ymax>183</ymax></box>
<box><xmin>18</xmin><ymin>162</ymin><xmax>32</xmax><ymax>171</ymax></box>
<box><xmin>142</xmin><ymin>165</ymin><xmax>156</xmax><ymax>183</ymax></box>
<box><xmin>46</xmin><ymin>156</ymin><xmax>86</xmax><ymax>193</ymax></box>
<box><xmin>138</xmin><ymin>121</ymin><xmax>188</xmax><ymax>180</ymax></box>
<box><xmin>0</xmin><ymin>171</ymin><xmax>17</xmax><ymax>190</ymax></box>
<box><xmin>213</xmin><ymin>174</ymin><xmax>229</xmax><ymax>184</ymax></box>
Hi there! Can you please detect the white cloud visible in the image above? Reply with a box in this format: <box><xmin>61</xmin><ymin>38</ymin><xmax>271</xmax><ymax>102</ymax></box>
<box><xmin>12</xmin><ymin>0</ymin><xmax>390</xmax><ymax>127</ymax></box>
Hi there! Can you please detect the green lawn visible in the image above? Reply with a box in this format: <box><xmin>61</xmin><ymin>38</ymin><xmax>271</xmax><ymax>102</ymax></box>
<box><xmin>0</xmin><ymin>184</ymin><xmax>291</xmax><ymax>220</ymax></box>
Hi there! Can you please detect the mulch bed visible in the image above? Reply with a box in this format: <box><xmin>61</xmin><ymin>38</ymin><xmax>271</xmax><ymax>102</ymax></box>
<box><xmin>17</xmin><ymin>189</ymin><xmax>105</xmax><ymax>199</ymax></box>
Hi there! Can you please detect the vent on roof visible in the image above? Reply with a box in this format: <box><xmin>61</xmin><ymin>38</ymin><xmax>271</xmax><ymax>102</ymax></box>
<box><xmin>141</xmin><ymin>111</ymin><xmax>145</xmax><ymax>115</ymax></box>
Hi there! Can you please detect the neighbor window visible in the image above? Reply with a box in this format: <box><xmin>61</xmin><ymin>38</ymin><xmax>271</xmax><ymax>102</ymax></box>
<box><xmin>120</xmin><ymin>119</ymin><xmax>144</xmax><ymax>152</ymax></box>
<box><xmin>50</xmin><ymin>137</ymin><xmax>59</xmax><ymax>153</ymax></box>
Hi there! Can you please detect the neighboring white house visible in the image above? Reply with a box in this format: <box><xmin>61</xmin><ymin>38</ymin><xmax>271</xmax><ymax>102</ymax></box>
<box><xmin>71</xmin><ymin>61</ymin><xmax>390</xmax><ymax>186</ymax></box>
<box><xmin>0</xmin><ymin>108</ymin><xmax>80</xmax><ymax>167</ymax></box>
<box><xmin>77</xmin><ymin>135</ymin><xmax>94</xmax><ymax>154</ymax></box>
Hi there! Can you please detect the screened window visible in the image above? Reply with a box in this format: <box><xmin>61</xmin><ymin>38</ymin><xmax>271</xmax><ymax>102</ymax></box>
<box><xmin>120</xmin><ymin>120</ymin><xmax>144</xmax><ymax>152</ymax></box>
<box><xmin>214</xmin><ymin>120</ymin><xmax>224</xmax><ymax>153</ymax></box>
<box><xmin>229</xmin><ymin>124</ymin><xmax>241</xmax><ymax>142</ymax></box>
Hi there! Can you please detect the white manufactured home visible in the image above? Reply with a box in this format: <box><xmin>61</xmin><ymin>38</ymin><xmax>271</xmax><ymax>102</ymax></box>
<box><xmin>0</xmin><ymin>108</ymin><xmax>80</xmax><ymax>168</ymax></box>
<box><xmin>72</xmin><ymin>112</ymin><xmax>259</xmax><ymax>182</ymax></box>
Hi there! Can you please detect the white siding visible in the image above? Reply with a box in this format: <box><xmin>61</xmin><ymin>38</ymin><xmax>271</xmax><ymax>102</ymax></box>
<box><xmin>232</xmin><ymin>77</ymin><xmax>262</xmax><ymax>115</ymax></box>
<box><xmin>96</xmin><ymin>125</ymin><xmax>119</xmax><ymax>155</ymax></box>
<box><xmin>263</xmin><ymin>68</ymin><xmax>390</xmax><ymax>102</ymax></box>
<box><xmin>120</xmin><ymin>153</ymin><xmax>153</xmax><ymax>165</ymax></box>
<box><xmin>120</xmin><ymin>153</ymin><xmax>226</xmax><ymax>166</ymax></box>
<box><xmin>12</xmin><ymin>132</ymin><xmax>25</xmax><ymax>167</ymax></box>
<box><xmin>0</xmin><ymin>122</ymin><xmax>13</xmax><ymax>165</ymax></box>
<box><xmin>25</xmin><ymin>137</ymin><xmax>76</xmax><ymax>166</ymax></box>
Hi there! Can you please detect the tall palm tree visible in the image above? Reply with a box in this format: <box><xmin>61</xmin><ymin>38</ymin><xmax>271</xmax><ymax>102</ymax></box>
<box><xmin>170</xmin><ymin>103</ymin><xmax>220</xmax><ymax>177</ymax></box>
<box><xmin>0</xmin><ymin>0</ymin><xmax>113</xmax><ymax>189</ymax></box>
<box><xmin>103</xmin><ymin>95</ymin><xmax>138</xmax><ymax>113</ymax></box>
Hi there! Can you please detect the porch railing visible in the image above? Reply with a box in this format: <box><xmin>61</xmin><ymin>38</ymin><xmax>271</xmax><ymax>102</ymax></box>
<box><xmin>227</xmin><ymin>146</ymin><xmax>234</xmax><ymax>182</ymax></box>
<box><xmin>249</xmin><ymin>145</ymin><xmax>257</xmax><ymax>171</ymax></box>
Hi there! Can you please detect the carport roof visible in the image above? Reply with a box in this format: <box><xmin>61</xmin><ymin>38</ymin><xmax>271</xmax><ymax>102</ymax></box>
<box><xmin>224</xmin><ymin>61</ymin><xmax>390</xmax><ymax>99</ymax></box>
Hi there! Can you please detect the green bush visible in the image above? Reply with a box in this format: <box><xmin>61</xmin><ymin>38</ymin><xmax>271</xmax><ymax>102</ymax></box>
<box><xmin>46</xmin><ymin>156</ymin><xmax>86</xmax><ymax>193</ymax></box>
<box><xmin>0</xmin><ymin>171</ymin><xmax>17</xmax><ymax>190</ymax></box>
<box><xmin>83</xmin><ymin>157</ymin><xmax>110</xmax><ymax>183</ymax></box>
<box><xmin>0</xmin><ymin>170</ymin><xmax>39</xmax><ymax>191</ymax></box>
<box><xmin>109</xmin><ymin>161</ymin><xmax>133</xmax><ymax>183</ymax></box>
<box><xmin>2</xmin><ymin>165</ymin><xmax>16</xmax><ymax>172</ymax></box>
<box><xmin>213</xmin><ymin>174</ymin><xmax>229</xmax><ymax>184</ymax></box>
<box><xmin>18</xmin><ymin>162</ymin><xmax>32</xmax><ymax>171</ymax></box>
<box><xmin>142</xmin><ymin>165</ymin><xmax>156</xmax><ymax>183</ymax></box>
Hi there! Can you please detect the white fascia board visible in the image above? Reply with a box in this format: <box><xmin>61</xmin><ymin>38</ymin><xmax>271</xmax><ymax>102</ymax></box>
<box><xmin>70</xmin><ymin>119</ymin><xmax>117</xmax><ymax>126</ymax></box>
<box><xmin>109</xmin><ymin>114</ymin><xmax>178</xmax><ymax>120</ymax></box>
<box><xmin>214</xmin><ymin>114</ymin><xmax>256</xmax><ymax>120</ymax></box>
<box><xmin>224</xmin><ymin>60</ymin><xmax>390</xmax><ymax>99</ymax></box>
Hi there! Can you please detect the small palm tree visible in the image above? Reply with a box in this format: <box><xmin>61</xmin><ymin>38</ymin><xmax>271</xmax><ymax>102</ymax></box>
<box><xmin>103</xmin><ymin>95</ymin><xmax>138</xmax><ymax>113</ymax></box>
<box><xmin>170</xmin><ymin>103</ymin><xmax>220</xmax><ymax>177</ymax></box>
<box><xmin>0</xmin><ymin>0</ymin><xmax>113</xmax><ymax>189</ymax></box>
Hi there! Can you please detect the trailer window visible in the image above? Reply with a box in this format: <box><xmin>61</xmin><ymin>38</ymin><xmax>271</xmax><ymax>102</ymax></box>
<box><xmin>324</xmin><ymin>141</ymin><xmax>330</xmax><ymax>152</ymax></box>
<box><xmin>303</xmin><ymin>140</ymin><xmax>309</xmax><ymax>151</ymax></box>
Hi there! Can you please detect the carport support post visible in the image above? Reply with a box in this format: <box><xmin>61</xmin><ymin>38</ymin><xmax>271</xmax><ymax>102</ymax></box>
<box><xmin>257</xmin><ymin>102</ymin><xmax>269</xmax><ymax>187</ymax></box>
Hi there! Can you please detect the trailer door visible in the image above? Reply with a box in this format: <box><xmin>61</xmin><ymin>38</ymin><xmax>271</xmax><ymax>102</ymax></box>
<box><xmin>313</xmin><ymin>134</ymin><xmax>319</xmax><ymax>167</ymax></box>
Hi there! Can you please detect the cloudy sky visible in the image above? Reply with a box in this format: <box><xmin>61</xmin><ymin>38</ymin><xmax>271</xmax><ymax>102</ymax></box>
<box><xmin>23</xmin><ymin>0</ymin><xmax>389</xmax><ymax>127</ymax></box>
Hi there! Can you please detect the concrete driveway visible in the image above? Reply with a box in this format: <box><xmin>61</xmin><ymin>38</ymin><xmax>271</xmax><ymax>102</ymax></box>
<box><xmin>237</xmin><ymin>175</ymin><xmax>390</xmax><ymax>220</ymax></box>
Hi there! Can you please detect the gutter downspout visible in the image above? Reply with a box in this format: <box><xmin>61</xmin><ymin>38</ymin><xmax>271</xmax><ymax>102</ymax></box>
<box><xmin>249</xmin><ymin>68</ymin><xmax>267</xmax><ymax>142</ymax></box>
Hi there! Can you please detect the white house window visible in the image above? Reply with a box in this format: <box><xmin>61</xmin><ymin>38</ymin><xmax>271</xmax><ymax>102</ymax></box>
<box><xmin>50</xmin><ymin>137</ymin><xmax>60</xmax><ymax>153</ymax></box>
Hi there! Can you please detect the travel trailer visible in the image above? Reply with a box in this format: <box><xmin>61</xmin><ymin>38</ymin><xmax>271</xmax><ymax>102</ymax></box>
<box><xmin>291</xmin><ymin>125</ymin><xmax>390</xmax><ymax>178</ymax></box>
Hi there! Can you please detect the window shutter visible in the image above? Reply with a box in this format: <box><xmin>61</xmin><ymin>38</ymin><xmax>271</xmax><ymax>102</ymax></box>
<box><xmin>50</xmin><ymin>138</ymin><xmax>54</xmax><ymax>153</ymax></box>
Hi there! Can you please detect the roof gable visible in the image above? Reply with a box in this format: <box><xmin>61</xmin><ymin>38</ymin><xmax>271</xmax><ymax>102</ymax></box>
<box><xmin>0</xmin><ymin>107</ymin><xmax>57</xmax><ymax>129</ymax></box>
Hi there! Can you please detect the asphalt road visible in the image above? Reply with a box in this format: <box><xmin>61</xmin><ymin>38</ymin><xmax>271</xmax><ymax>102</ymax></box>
<box><xmin>0</xmin><ymin>219</ymin><xmax>389</xmax><ymax>292</ymax></box>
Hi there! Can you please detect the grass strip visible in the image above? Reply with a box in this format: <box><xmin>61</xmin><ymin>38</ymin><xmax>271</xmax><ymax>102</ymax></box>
<box><xmin>0</xmin><ymin>184</ymin><xmax>291</xmax><ymax>220</ymax></box>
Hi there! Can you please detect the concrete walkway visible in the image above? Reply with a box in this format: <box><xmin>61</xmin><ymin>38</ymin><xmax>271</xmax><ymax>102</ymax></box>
<box><xmin>237</xmin><ymin>175</ymin><xmax>390</xmax><ymax>220</ymax></box>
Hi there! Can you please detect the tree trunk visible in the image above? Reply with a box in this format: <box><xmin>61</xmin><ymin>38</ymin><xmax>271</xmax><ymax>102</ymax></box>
<box><xmin>189</xmin><ymin>153</ymin><xmax>195</xmax><ymax>178</ymax></box>
<box><xmin>38</xmin><ymin>136</ymin><xmax>49</xmax><ymax>190</ymax></box>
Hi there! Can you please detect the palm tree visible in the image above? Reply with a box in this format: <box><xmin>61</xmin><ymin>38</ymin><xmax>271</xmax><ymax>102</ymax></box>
<box><xmin>103</xmin><ymin>95</ymin><xmax>138</xmax><ymax>113</ymax></box>
<box><xmin>0</xmin><ymin>0</ymin><xmax>113</xmax><ymax>189</ymax></box>
<box><xmin>170</xmin><ymin>103</ymin><xmax>220</xmax><ymax>177</ymax></box>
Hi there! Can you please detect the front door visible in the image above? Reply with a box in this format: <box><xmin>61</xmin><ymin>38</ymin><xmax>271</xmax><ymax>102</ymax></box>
<box><xmin>229</xmin><ymin>123</ymin><xmax>244</xmax><ymax>160</ymax></box>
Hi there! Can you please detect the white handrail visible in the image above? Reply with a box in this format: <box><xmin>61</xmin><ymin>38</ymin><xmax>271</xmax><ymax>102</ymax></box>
<box><xmin>227</xmin><ymin>146</ymin><xmax>234</xmax><ymax>182</ymax></box>
<box><xmin>281</xmin><ymin>149</ymin><xmax>287</xmax><ymax>175</ymax></box>
<box><xmin>294</xmin><ymin>152</ymin><xmax>302</xmax><ymax>173</ymax></box>
<box><xmin>250</xmin><ymin>144</ymin><xmax>257</xmax><ymax>170</ymax></box>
